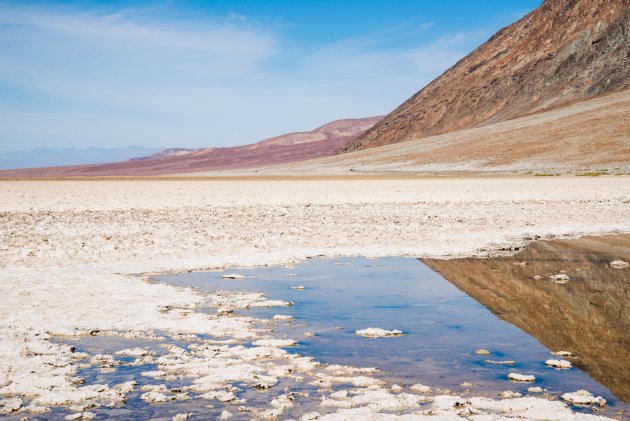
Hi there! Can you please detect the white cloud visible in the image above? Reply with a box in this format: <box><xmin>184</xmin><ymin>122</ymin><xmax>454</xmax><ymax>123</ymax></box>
<box><xmin>299</xmin><ymin>28</ymin><xmax>485</xmax><ymax>84</ymax></box>
<box><xmin>0</xmin><ymin>3</ymin><xmax>488</xmax><ymax>153</ymax></box>
<box><xmin>0</xmin><ymin>5</ymin><xmax>277</xmax><ymax>57</ymax></box>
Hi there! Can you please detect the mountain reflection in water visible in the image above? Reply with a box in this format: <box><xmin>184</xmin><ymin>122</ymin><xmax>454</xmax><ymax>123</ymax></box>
<box><xmin>423</xmin><ymin>235</ymin><xmax>630</xmax><ymax>402</ymax></box>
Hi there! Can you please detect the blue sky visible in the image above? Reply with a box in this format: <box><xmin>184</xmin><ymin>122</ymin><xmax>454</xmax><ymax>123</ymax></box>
<box><xmin>0</xmin><ymin>0</ymin><xmax>541</xmax><ymax>153</ymax></box>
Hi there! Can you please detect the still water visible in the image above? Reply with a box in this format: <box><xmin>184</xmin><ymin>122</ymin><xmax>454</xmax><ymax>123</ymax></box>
<box><xmin>160</xmin><ymin>254</ymin><xmax>625</xmax><ymax>411</ymax></box>
<box><xmin>46</xmin><ymin>236</ymin><xmax>629</xmax><ymax>419</ymax></box>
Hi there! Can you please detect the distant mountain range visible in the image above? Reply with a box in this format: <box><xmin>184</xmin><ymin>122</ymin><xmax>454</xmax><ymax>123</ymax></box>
<box><xmin>0</xmin><ymin>117</ymin><xmax>382</xmax><ymax>177</ymax></box>
<box><xmin>0</xmin><ymin>146</ymin><xmax>163</xmax><ymax>170</ymax></box>
<box><xmin>344</xmin><ymin>0</ymin><xmax>630</xmax><ymax>151</ymax></box>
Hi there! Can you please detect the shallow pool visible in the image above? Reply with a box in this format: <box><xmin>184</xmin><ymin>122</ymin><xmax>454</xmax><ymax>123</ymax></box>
<box><xmin>158</xmin><ymin>256</ymin><xmax>624</xmax><ymax>413</ymax></box>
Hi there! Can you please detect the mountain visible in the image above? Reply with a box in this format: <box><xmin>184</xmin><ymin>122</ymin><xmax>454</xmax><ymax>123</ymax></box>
<box><xmin>0</xmin><ymin>146</ymin><xmax>163</xmax><ymax>170</ymax></box>
<box><xmin>344</xmin><ymin>0</ymin><xmax>630</xmax><ymax>152</ymax></box>
<box><xmin>129</xmin><ymin>148</ymin><xmax>195</xmax><ymax>161</ymax></box>
<box><xmin>133</xmin><ymin>117</ymin><xmax>382</xmax><ymax>162</ymax></box>
<box><xmin>0</xmin><ymin>117</ymin><xmax>381</xmax><ymax>177</ymax></box>
<box><xmin>265</xmin><ymin>87</ymin><xmax>629</xmax><ymax>174</ymax></box>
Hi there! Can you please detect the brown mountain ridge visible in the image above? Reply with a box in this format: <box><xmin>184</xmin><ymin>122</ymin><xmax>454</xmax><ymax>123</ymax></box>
<box><xmin>344</xmin><ymin>0</ymin><xmax>630</xmax><ymax>152</ymax></box>
<box><xmin>0</xmin><ymin>117</ymin><xmax>381</xmax><ymax>178</ymax></box>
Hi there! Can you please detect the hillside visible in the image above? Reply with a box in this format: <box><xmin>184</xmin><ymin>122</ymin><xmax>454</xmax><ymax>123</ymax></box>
<box><xmin>344</xmin><ymin>0</ymin><xmax>630</xmax><ymax>151</ymax></box>
<box><xmin>241</xmin><ymin>88</ymin><xmax>630</xmax><ymax>175</ymax></box>
<box><xmin>0</xmin><ymin>117</ymin><xmax>381</xmax><ymax>178</ymax></box>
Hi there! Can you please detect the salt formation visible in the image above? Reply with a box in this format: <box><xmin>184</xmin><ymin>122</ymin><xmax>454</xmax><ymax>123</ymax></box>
<box><xmin>508</xmin><ymin>373</ymin><xmax>536</xmax><ymax>382</ymax></box>
<box><xmin>222</xmin><ymin>273</ymin><xmax>247</xmax><ymax>279</ymax></box>
<box><xmin>2</xmin><ymin>178</ymin><xmax>628</xmax><ymax>419</ymax></box>
<box><xmin>550</xmin><ymin>274</ymin><xmax>570</xmax><ymax>283</ymax></box>
<box><xmin>409</xmin><ymin>384</ymin><xmax>431</xmax><ymax>393</ymax></box>
<box><xmin>609</xmin><ymin>260</ymin><xmax>629</xmax><ymax>269</ymax></box>
<box><xmin>355</xmin><ymin>328</ymin><xmax>404</xmax><ymax>338</ymax></box>
<box><xmin>485</xmin><ymin>359</ymin><xmax>515</xmax><ymax>365</ymax></box>
<box><xmin>561</xmin><ymin>390</ymin><xmax>607</xmax><ymax>407</ymax></box>
<box><xmin>546</xmin><ymin>359</ymin><xmax>572</xmax><ymax>369</ymax></box>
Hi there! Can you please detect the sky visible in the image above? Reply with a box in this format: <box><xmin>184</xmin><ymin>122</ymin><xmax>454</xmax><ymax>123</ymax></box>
<box><xmin>0</xmin><ymin>0</ymin><xmax>541</xmax><ymax>153</ymax></box>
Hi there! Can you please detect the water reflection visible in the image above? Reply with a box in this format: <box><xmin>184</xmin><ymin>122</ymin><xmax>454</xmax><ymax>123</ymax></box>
<box><xmin>423</xmin><ymin>235</ymin><xmax>630</xmax><ymax>401</ymax></box>
<box><xmin>159</xmin><ymin>255</ymin><xmax>621</xmax><ymax>411</ymax></box>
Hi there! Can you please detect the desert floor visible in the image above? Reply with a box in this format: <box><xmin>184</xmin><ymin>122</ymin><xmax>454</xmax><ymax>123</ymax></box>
<box><xmin>1</xmin><ymin>176</ymin><xmax>629</xmax><ymax>419</ymax></box>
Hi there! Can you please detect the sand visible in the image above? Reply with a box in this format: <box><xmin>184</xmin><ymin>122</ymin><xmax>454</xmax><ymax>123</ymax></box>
<box><xmin>1</xmin><ymin>177</ymin><xmax>628</xmax><ymax>419</ymax></box>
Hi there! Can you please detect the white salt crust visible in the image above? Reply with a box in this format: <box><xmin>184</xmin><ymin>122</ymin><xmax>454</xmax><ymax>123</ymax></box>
<box><xmin>2</xmin><ymin>178</ymin><xmax>628</xmax><ymax>419</ymax></box>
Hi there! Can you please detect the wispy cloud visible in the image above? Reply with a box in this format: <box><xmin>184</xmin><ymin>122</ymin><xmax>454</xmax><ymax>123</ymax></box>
<box><xmin>0</xmin><ymin>2</ymin><xmax>490</xmax><ymax>152</ymax></box>
<box><xmin>299</xmin><ymin>26</ymin><xmax>485</xmax><ymax>82</ymax></box>
<box><xmin>0</xmin><ymin>4</ymin><xmax>277</xmax><ymax>56</ymax></box>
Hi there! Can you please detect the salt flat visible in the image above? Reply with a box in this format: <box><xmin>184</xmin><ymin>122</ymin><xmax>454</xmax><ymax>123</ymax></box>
<box><xmin>1</xmin><ymin>177</ymin><xmax>629</xmax><ymax>419</ymax></box>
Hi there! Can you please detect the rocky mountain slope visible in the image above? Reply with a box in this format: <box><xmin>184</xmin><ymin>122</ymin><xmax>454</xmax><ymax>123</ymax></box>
<box><xmin>344</xmin><ymin>0</ymin><xmax>630</xmax><ymax>151</ymax></box>
<box><xmin>243</xmin><ymin>88</ymin><xmax>630</xmax><ymax>175</ymax></box>
<box><xmin>0</xmin><ymin>117</ymin><xmax>380</xmax><ymax>177</ymax></box>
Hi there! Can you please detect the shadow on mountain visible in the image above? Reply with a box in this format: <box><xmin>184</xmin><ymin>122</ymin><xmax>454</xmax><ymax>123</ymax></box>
<box><xmin>423</xmin><ymin>235</ymin><xmax>630</xmax><ymax>401</ymax></box>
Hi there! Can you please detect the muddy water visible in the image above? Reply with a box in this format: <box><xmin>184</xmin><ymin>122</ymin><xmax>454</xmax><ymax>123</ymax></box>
<box><xmin>159</xmin><ymin>251</ymin><xmax>629</xmax><ymax>415</ymax></box>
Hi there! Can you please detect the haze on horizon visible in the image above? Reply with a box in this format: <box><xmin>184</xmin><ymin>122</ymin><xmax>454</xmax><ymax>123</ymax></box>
<box><xmin>0</xmin><ymin>0</ymin><xmax>540</xmax><ymax>155</ymax></box>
